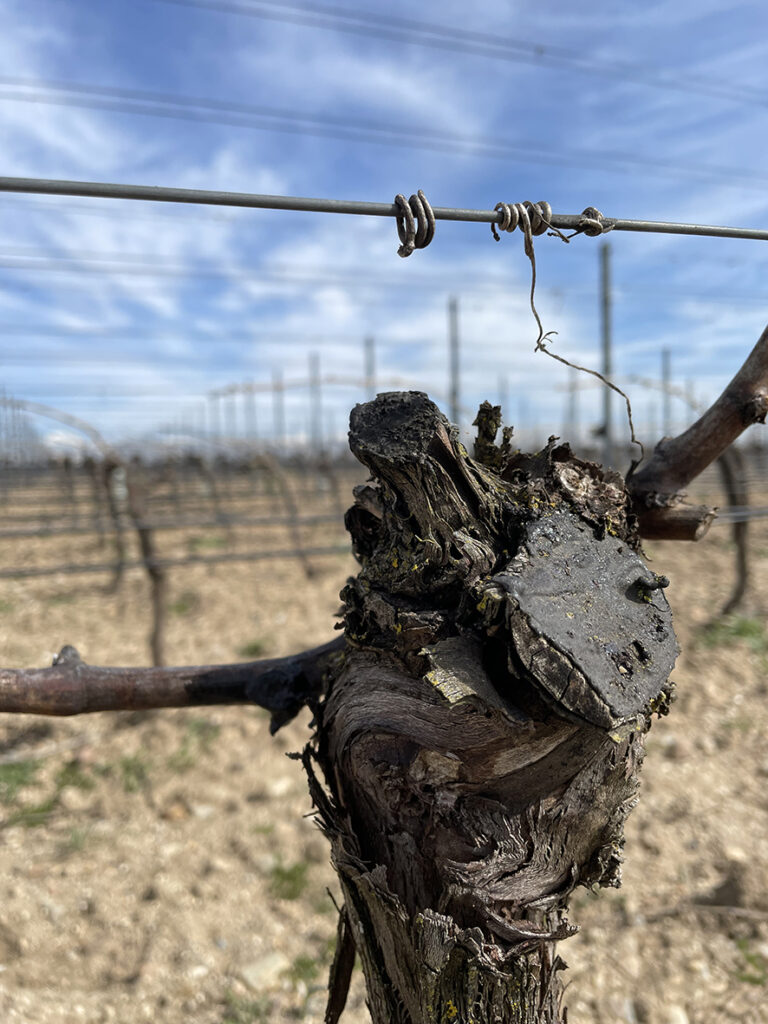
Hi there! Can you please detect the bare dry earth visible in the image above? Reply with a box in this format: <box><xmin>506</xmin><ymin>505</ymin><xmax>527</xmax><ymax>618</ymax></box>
<box><xmin>0</xmin><ymin>482</ymin><xmax>766</xmax><ymax>1024</ymax></box>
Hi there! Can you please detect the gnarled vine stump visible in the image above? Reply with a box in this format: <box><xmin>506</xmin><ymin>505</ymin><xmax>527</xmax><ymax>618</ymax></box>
<box><xmin>311</xmin><ymin>393</ymin><xmax>678</xmax><ymax>1024</ymax></box>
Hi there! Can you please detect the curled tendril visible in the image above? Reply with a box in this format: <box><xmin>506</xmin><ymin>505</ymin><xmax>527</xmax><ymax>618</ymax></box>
<box><xmin>492</xmin><ymin>199</ymin><xmax>643</xmax><ymax>465</ymax></box>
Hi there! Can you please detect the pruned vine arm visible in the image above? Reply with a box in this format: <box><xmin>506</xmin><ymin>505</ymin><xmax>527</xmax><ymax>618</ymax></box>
<box><xmin>630</xmin><ymin>324</ymin><xmax>768</xmax><ymax>504</ymax></box>
<box><xmin>634</xmin><ymin>503</ymin><xmax>718</xmax><ymax>541</ymax></box>
<box><xmin>0</xmin><ymin>637</ymin><xmax>344</xmax><ymax>733</ymax></box>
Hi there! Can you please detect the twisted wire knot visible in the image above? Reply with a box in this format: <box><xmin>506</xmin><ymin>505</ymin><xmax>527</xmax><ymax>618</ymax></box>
<box><xmin>577</xmin><ymin>206</ymin><xmax>612</xmax><ymax>237</ymax></box>
<box><xmin>394</xmin><ymin>190</ymin><xmax>435</xmax><ymax>257</ymax></box>
<box><xmin>491</xmin><ymin>200</ymin><xmax>552</xmax><ymax>242</ymax></box>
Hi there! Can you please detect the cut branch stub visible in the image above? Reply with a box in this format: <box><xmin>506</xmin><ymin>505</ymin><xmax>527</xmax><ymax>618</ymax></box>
<box><xmin>315</xmin><ymin>392</ymin><xmax>678</xmax><ymax>1024</ymax></box>
<box><xmin>346</xmin><ymin>390</ymin><xmax>502</xmax><ymax>595</ymax></box>
<box><xmin>483</xmin><ymin>510</ymin><xmax>677</xmax><ymax>730</ymax></box>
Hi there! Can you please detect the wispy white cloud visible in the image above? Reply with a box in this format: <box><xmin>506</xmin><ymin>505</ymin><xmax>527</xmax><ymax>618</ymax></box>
<box><xmin>0</xmin><ymin>0</ymin><xmax>766</xmax><ymax>448</ymax></box>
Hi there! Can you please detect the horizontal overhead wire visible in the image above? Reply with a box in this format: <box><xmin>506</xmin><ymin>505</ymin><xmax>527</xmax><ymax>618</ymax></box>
<box><xmin>714</xmin><ymin>506</ymin><xmax>768</xmax><ymax>523</ymax></box>
<box><xmin>0</xmin><ymin>251</ymin><xmax>767</xmax><ymax>307</ymax></box>
<box><xmin>1</xmin><ymin>176</ymin><xmax>768</xmax><ymax>241</ymax></box>
<box><xmin>5</xmin><ymin>194</ymin><xmax>767</xmax><ymax>274</ymax></box>
<box><xmin>0</xmin><ymin>324</ymin><xmax>369</xmax><ymax>345</ymax></box>
<box><xmin>3</xmin><ymin>77</ymin><xmax>768</xmax><ymax>190</ymax></box>
<box><xmin>154</xmin><ymin>0</ymin><xmax>768</xmax><ymax>111</ymax></box>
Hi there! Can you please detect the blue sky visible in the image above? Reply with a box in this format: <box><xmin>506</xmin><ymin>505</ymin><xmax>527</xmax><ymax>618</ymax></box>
<box><xmin>1</xmin><ymin>0</ymin><xmax>768</xmax><ymax>455</ymax></box>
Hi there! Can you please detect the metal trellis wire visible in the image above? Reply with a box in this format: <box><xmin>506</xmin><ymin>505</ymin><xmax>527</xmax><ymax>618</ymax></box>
<box><xmin>2</xmin><ymin>177</ymin><xmax>768</xmax><ymax>242</ymax></box>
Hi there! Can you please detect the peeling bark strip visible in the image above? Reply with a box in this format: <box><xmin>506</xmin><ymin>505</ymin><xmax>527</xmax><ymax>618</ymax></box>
<box><xmin>0</xmin><ymin>639</ymin><xmax>344</xmax><ymax>733</ymax></box>
<box><xmin>312</xmin><ymin>393</ymin><xmax>678</xmax><ymax>1024</ymax></box>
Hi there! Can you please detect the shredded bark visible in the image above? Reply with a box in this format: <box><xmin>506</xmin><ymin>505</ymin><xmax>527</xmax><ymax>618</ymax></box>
<box><xmin>309</xmin><ymin>392</ymin><xmax>679</xmax><ymax>1024</ymax></box>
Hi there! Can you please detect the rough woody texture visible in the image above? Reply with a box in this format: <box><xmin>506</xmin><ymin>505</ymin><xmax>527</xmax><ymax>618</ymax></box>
<box><xmin>632</xmin><ymin>503</ymin><xmax>717</xmax><ymax>541</ymax></box>
<box><xmin>0</xmin><ymin>639</ymin><xmax>344</xmax><ymax>733</ymax></box>
<box><xmin>311</xmin><ymin>392</ymin><xmax>677</xmax><ymax>1024</ymax></box>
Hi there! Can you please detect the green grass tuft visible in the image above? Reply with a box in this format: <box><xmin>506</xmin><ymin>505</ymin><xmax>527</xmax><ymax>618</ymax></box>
<box><xmin>735</xmin><ymin>938</ymin><xmax>768</xmax><ymax>986</ymax></box>
<box><xmin>220</xmin><ymin>991</ymin><xmax>270</xmax><ymax>1024</ymax></box>
<box><xmin>6</xmin><ymin>795</ymin><xmax>59</xmax><ymax>828</ymax></box>
<box><xmin>189</xmin><ymin>534</ymin><xmax>227</xmax><ymax>553</ymax></box>
<box><xmin>285</xmin><ymin>953</ymin><xmax>321</xmax><ymax>986</ymax></box>
<box><xmin>269</xmin><ymin>860</ymin><xmax>309</xmax><ymax>900</ymax></box>
<box><xmin>119</xmin><ymin>755</ymin><xmax>151</xmax><ymax>794</ymax></box>
<box><xmin>700</xmin><ymin>616</ymin><xmax>768</xmax><ymax>655</ymax></box>
<box><xmin>56</xmin><ymin>760</ymin><xmax>95</xmax><ymax>791</ymax></box>
<box><xmin>169</xmin><ymin>589</ymin><xmax>200</xmax><ymax>616</ymax></box>
<box><xmin>238</xmin><ymin>639</ymin><xmax>267</xmax><ymax>659</ymax></box>
<box><xmin>2</xmin><ymin>758</ymin><xmax>97</xmax><ymax>830</ymax></box>
<box><xmin>58</xmin><ymin>826</ymin><xmax>90</xmax><ymax>856</ymax></box>
<box><xmin>168</xmin><ymin>718</ymin><xmax>221</xmax><ymax>772</ymax></box>
<box><xmin>0</xmin><ymin>760</ymin><xmax>40</xmax><ymax>803</ymax></box>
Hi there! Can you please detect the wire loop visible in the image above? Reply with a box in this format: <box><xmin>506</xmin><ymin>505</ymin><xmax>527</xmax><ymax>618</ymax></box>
<box><xmin>576</xmin><ymin>206</ymin><xmax>612</xmax><ymax>237</ymax></box>
<box><xmin>394</xmin><ymin>190</ymin><xmax>435</xmax><ymax>257</ymax></box>
<box><xmin>491</xmin><ymin>200</ymin><xmax>553</xmax><ymax>241</ymax></box>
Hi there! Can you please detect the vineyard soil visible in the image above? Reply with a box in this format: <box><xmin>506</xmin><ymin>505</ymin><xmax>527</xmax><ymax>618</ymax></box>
<box><xmin>0</xmin><ymin>518</ymin><xmax>767</xmax><ymax>1024</ymax></box>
